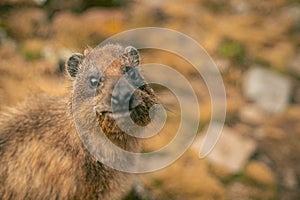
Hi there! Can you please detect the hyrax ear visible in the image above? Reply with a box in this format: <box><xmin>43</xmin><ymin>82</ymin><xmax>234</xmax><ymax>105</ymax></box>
<box><xmin>124</xmin><ymin>46</ymin><xmax>140</xmax><ymax>66</ymax></box>
<box><xmin>66</xmin><ymin>53</ymin><xmax>84</xmax><ymax>78</ymax></box>
<box><xmin>83</xmin><ymin>46</ymin><xmax>92</xmax><ymax>57</ymax></box>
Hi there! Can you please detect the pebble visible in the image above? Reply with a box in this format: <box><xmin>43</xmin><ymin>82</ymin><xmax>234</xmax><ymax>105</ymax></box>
<box><xmin>201</xmin><ymin>127</ymin><xmax>257</xmax><ymax>173</ymax></box>
<box><xmin>243</xmin><ymin>67</ymin><xmax>292</xmax><ymax>114</ymax></box>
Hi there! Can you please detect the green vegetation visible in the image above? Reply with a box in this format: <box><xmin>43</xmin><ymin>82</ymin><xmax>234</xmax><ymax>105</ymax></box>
<box><xmin>218</xmin><ymin>39</ymin><xmax>246</xmax><ymax>63</ymax></box>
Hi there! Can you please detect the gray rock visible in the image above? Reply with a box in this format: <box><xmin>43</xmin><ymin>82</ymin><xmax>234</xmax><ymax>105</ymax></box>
<box><xmin>243</xmin><ymin>67</ymin><xmax>292</xmax><ymax>114</ymax></box>
<box><xmin>194</xmin><ymin>127</ymin><xmax>257</xmax><ymax>173</ymax></box>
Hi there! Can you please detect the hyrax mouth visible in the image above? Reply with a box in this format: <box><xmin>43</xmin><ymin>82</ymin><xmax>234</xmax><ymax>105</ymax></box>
<box><xmin>96</xmin><ymin>93</ymin><xmax>155</xmax><ymax>135</ymax></box>
<box><xmin>98</xmin><ymin>110</ymin><xmax>131</xmax><ymax>120</ymax></box>
<box><xmin>97</xmin><ymin>103</ymin><xmax>151</xmax><ymax>125</ymax></box>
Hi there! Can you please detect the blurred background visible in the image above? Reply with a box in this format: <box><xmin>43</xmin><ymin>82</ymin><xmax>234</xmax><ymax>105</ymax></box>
<box><xmin>0</xmin><ymin>0</ymin><xmax>299</xmax><ymax>199</ymax></box>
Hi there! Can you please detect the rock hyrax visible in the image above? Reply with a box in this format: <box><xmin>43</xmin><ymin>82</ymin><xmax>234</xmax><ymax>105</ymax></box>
<box><xmin>0</xmin><ymin>44</ymin><xmax>157</xmax><ymax>199</ymax></box>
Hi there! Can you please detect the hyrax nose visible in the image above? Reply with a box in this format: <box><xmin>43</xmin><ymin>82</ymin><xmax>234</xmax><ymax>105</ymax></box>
<box><xmin>111</xmin><ymin>79</ymin><xmax>137</xmax><ymax>112</ymax></box>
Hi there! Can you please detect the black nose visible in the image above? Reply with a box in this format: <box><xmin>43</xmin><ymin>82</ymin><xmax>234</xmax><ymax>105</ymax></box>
<box><xmin>111</xmin><ymin>79</ymin><xmax>137</xmax><ymax>112</ymax></box>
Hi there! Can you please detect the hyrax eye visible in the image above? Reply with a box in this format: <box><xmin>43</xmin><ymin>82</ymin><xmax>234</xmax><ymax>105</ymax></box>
<box><xmin>89</xmin><ymin>76</ymin><xmax>99</xmax><ymax>88</ymax></box>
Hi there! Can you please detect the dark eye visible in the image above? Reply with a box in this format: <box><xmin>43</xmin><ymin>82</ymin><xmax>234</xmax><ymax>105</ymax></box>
<box><xmin>89</xmin><ymin>76</ymin><xmax>99</xmax><ymax>88</ymax></box>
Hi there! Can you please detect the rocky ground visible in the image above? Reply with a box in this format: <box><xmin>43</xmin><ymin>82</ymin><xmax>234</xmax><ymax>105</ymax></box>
<box><xmin>0</xmin><ymin>0</ymin><xmax>299</xmax><ymax>199</ymax></box>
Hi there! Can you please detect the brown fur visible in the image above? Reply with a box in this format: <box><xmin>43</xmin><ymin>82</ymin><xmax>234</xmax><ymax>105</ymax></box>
<box><xmin>0</xmin><ymin>44</ymin><xmax>157</xmax><ymax>199</ymax></box>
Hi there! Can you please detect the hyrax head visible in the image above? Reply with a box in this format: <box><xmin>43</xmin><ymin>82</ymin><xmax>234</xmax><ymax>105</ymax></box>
<box><xmin>66</xmin><ymin>44</ymin><xmax>157</xmax><ymax>135</ymax></box>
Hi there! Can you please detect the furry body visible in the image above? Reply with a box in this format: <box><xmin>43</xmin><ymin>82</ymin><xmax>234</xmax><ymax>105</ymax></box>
<box><xmin>0</xmin><ymin>44</ymin><xmax>156</xmax><ymax>199</ymax></box>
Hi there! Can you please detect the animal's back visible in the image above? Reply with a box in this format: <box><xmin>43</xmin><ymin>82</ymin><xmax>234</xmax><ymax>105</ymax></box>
<box><xmin>0</xmin><ymin>96</ymin><xmax>78</xmax><ymax>199</ymax></box>
<box><xmin>0</xmin><ymin>95</ymin><xmax>132</xmax><ymax>200</ymax></box>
